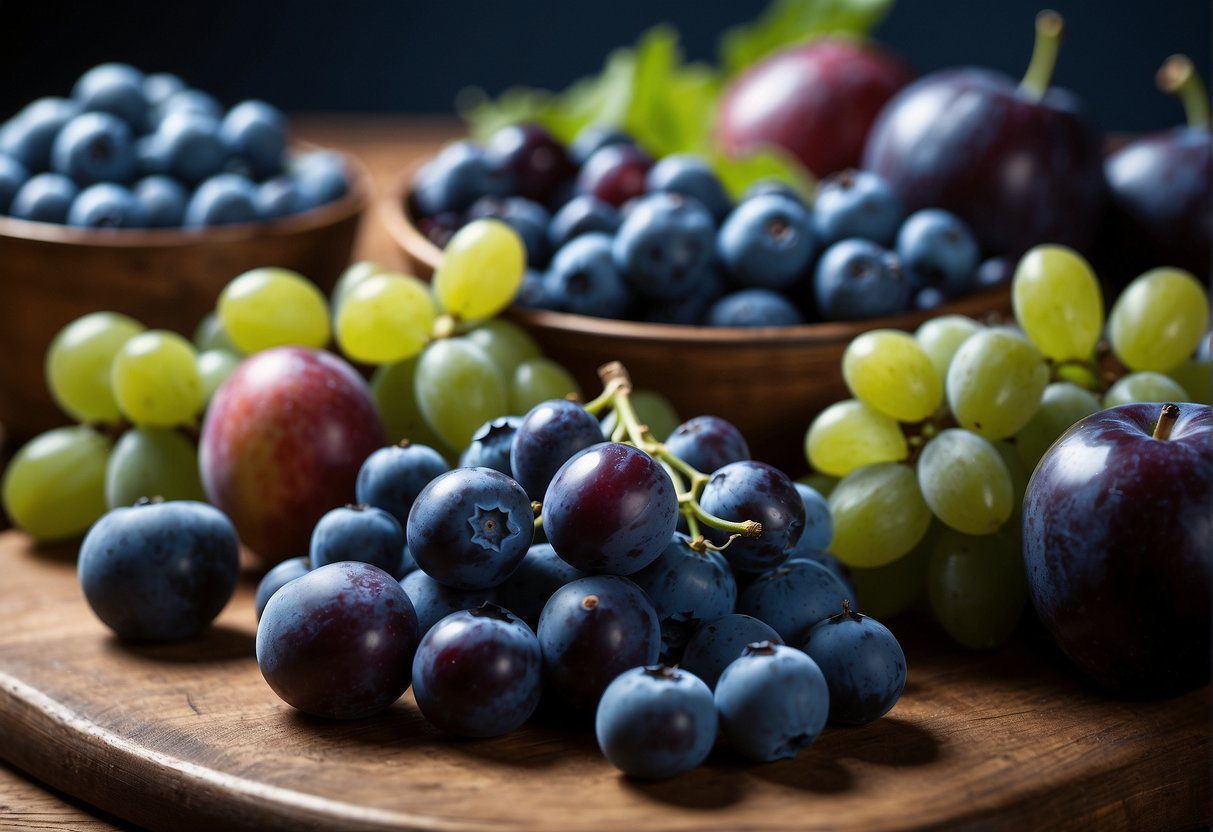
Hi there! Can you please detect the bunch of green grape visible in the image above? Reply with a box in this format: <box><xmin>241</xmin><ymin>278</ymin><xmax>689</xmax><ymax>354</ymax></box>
<box><xmin>804</xmin><ymin>245</ymin><xmax>1210</xmax><ymax>649</ymax></box>
<box><xmin>2</xmin><ymin>218</ymin><xmax>583</xmax><ymax>541</ymax></box>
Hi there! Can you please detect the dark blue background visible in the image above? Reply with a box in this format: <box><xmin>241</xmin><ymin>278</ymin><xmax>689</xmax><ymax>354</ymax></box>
<box><xmin>2</xmin><ymin>0</ymin><xmax>1209</xmax><ymax>132</ymax></box>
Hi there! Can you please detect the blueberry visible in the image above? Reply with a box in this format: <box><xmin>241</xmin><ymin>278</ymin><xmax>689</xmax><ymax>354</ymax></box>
<box><xmin>68</xmin><ymin>183</ymin><xmax>145</xmax><ymax>228</ymax></box>
<box><xmin>0</xmin><ymin>155</ymin><xmax>30</xmax><ymax>214</ymax></box>
<box><xmin>51</xmin><ymin>112</ymin><xmax>135</xmax><ymax>185</ymax></box>
<box><xmin>681</xmin><ymin>614</ymin><xmax>782</xmax><ymax>690</ymax></box>
<box><xmin>646</xmin><ymin>154</ymin><xmax>731</xmax><ymax>221</ymax></box>
<box><xmin>699</xmin><ymin>461</ymin><xmax>805</xmax><ymax>572</ymax></box>
<box><xmin>221</xmin><ymin>100</ymin><xmax>287</xmax><ymax>179</ymax></box>
<box><xmin>72</xmin><ymin>63</ymin><xmax>147</xmax><ymax>130</ymax></box>
<box><xmin>468</xmin><ymin>195</ymin><xmax>551</xmax><ymax>266</ymax></box>
<box><xmin>0</xmin><ymin>97</ymin><xmax>81</xmax><ymax>171</ymax></box>
<box><xmin>510</xmin><ymin>399</ymin><xmax>603</xmax><ymax>499</ymax></box>
<box><xmin>9</xmin><ymin>172</ymin><xmax>76</xmax><ymax>223</ymax></box>
<box><xmin>152</xmin><ymin>88</ymin><xmax>222</xmax><ymax>129</ymax></box>
<box><xmin>412</xmin><ymin>604</ymin><xmax>542</xmax><ymax>737</ymax></box>
<box><xmin>544</xmin><ymin>232</ymin><xmax>631</xmax><ymax>317</ymax></box>
<box><xmin>400</xmin><ymin>570</ymin><xmax>496</xmax><ymax>635</ymax></box>
<box><xmin>802</xmin><ymin>601</ymin><xmax>906</xmax><ymax>725</ymax></box>
<box><xmin>896</xmin><ymin>208</ymin><xmax>980</xmax><ymax>294</ymax></box>
<box><xmin>292</xmin><ymin>150</ymin><xmax>349</xmax><ymax>210</ymax></box>
<box><xmin>407</xmin><ymin>467</ymin><xmax>533</xmax><ymax>590</ymax></box>
<box><xmin>255</xmin><ymin>176</ymin><xmax>302</xmax><ymax>219</ymax></box>
<box><xmin>737</xmin><ymin>558</ymin><xmax>851</xmax><ymax>642</ymax></box>
<box><xmin>643</xmin><ymin>266</ymin><xmax>724</xmax><ymax>325</ymax></box>
<box><xmin>705</xmin><ymin>289</ymin><xmax>804</xmax><ymax>327</ymax></box>
<box><xmin>813</xmin><ymin>239</ymin><xmax>909</xmax><ymax>320</ymax></box>
<box><xmin>134</xmin><ymin>175</ymin><xmax>187</xmax><ymax>227</ymax></box>
<box><xmin>802</xmin><ymin>550</ymin><xmax>855</xmax><ymax>598</ymax></box>
<box><xmin>627</xmin><ymin>534</ymin><xmax>737</xmax><ymax>661</ymax></box>
<box><xmin>78</xmin><ymin>500</ymin><xmax>239</xmax><ymax>641</ymax></box>
<box><xmin>155</xmin><ymin>111</ymin><xmax>229</xmax><ymax>184</ymax></box>
<box><xmin>494</xmin><ymin>542</ymin><xmax>587</xmax><ymax>629</ymax></box>
<box><xmin>568</xmin><ymin>124</ymin><xmax>634</xmax><ymax>166</ymax></box>
<box><xmin>595</xmin><ymin>665</ymin><xmax>717</xmax><ymax>778</ymax></box>
<box><xmin>913</xmin><ymin>286</ymin><xmax>949</xmax><ymax>311</ymax></box>
<box><xmin>397</xmin><ymin>544</ymin><xmax>418</xmax><ymax>579</ymax></box>
<box><xmin>134</xmin><ymin>133</ymin><xmax>169</xmax><ymax>176</ymax></box>
<box><xmin>792</xmin><ymin>482</ymin><xmax>833</xmax><ymax>554</ymax></box>
<box><xmin>412</xmin><ymin>140</ymin><xmax>512</xmax><ymax>216</ymax></box>
<box><xmin>537</xmin><ymin>574</ymin><xmax>660</xmax><ymax>710</ymax></box>
<box><xmin>184</xmin><ymin>173</ymin><xmax>258</xmax><ymax>226</ymax></box>
<box><xmin>485</xmin><ymin>123</ymin><xmax>574</xmax><ymax>205</ymax></box>
<box><xmin>257</xmin><ymin>561</ymin><xmax>420</xmax><ymax>719</ymax></box>
<box><xmin>310</xmin><ymin>504</ymin><xmax>406</xmax><ymax>575</ymax></box>
<box><xmin>742</xmin><ymin>179</ymin><xmax>807</xmax><ymax>207</ymax></box>
<box><xmin>254</xmin><ymin>556</ymin><xmax>310</xmax><ymax>620</ymax></box>
<box><xmin>547</xmin><ymin>194</ymin><xmax>621</xmax><ymax>250</ymax></box>
<box><xmin>666</xmin><ymin>415</ymin><xmax>750</xmax><ymax>475</ymax></box>
<box><xmin>515</xmin><ymin>267</ymin><xmax>559</xmax><ymax>310</ymax></box>
<box><xmin>714</xmin><ymin>641</ymin><xmax>830</xmax><ymax>761</ymax></box>
<box><xmin>142</xmin><ymin>73</ymin><xmax>185</xmax><ymax>109</ymax></box>
<box><xmin>355</xmin><ymin>441</ymin><xmax>449</xmax><ymax>527</ymax></box>
<box><xmin>717</xmin><ymin>194</ymin><xmax>816</xmax><ymax>290</ymax></box>
<box><xmin>613</xmin><ymin>192</ymin><xmax>715</xmax><ymax>300</ymax></box>
<box><xmin>812</xmin><ymin>168</ymin><xmax>903</xmax><ymax>246</ymax></box>
<box><xmin>973</xmin><ymin>256</ymin><xmax>1012</xmax><ymax>290</ymax></box>
<box><xmin>459</xmin><ymin>416</ymin><xmax>522</xmax><ymax>477</ymax></box>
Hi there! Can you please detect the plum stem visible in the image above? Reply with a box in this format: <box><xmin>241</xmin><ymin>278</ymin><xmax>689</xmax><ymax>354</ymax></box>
<box><xmin>1158</xmin><ymin>55</ymin><xmax>1211</xmax><ymax>129</ymax></box>
<box><xmin>1020</xmin><ymin>10</ymin><xmax>1065</xmax><ymax>100</ymax></box>
<box><xmin>1152</xmin><ymin>403</ymin><xmax>1180</xmax><ymax>441</ymax></box>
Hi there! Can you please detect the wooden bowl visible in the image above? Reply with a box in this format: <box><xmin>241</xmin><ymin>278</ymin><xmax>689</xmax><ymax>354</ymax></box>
<box><xmin>382</xmin><ymin>162</ymin><xmax>1012</xmax><ymax>467</ymax></box>
<box><xmin>0</xmin><ymin>152</ymin><xmax>369</xmax><ymax>441</ymax></box>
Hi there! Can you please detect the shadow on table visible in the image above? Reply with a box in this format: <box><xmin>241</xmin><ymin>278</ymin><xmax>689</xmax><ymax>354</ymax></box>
<box><xmin>106</xmin><ymin>624</ymin><xmax>256</xmax><ymax>664</ymax></box>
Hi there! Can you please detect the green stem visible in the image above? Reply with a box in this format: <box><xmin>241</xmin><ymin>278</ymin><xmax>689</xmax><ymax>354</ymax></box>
<box><xmin>582</xmin><ymin>378</ymin><xmax>624</xmax><ymax>416</ymax></box>
<box><xmin>1020</xmin><ymin>10</ymin><xmax>1065</xmax><ymax>100</ymax></box>
<box><xmin>1158</xmin><ymin>54</ymin><xmax>1211</xmax><ymax>129</ymax></box>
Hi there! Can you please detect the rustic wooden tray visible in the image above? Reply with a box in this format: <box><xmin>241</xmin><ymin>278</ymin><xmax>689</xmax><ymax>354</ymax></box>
<box><xmin>0</xmin><ymin>531</ymin><xmax>1207</xmax><ymax>832</ymax></box>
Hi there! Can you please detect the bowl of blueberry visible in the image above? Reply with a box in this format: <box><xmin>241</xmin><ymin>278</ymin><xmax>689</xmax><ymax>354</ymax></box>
<box><xmin>384</xmin><ymin>123</ymin><xmax>1011</xmax><ymax>463</ymax></box>
<box><xmin>0</xmin><ymin>63</ymin><xmax>368</xmax><ymax>439</ymax></box>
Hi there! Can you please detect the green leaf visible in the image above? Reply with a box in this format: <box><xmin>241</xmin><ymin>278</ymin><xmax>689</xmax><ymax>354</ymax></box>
<box><xmin>720</xmin><ymin>0</ymin><xmax>894</xmax><ymax>76</ymax></box>
<box><xmin>707</xmin><ymin>146</ymin><xmax>816</xmax><ymax>202</ymax></box>
<box><xmin>621</xmin><ymin>26</ymin><xmax>721</xmax><ymax>157</ymax></box>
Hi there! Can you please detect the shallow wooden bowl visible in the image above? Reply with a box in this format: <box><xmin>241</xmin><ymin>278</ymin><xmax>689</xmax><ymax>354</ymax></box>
<box><xmin>383</xmin><ymin>162</ymin><xmax>1011</xmax><ymax>466</ymax></box>
<box><xmin>0</xmin><ymin>152</ymin><xmax>369</xmax><ymax>440</ymax></box>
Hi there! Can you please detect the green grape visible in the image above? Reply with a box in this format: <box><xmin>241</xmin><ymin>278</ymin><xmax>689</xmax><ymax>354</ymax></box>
<box><xmin>917</xmin><ymin>429</ymin><xmax>1013</xmax><ymax>536</ymax></box>
<box><xmin>217</xmin><ymin>267</ymin><xmax>330</xmax><ymax>353</ymax></box>
<box><xmin>370</xmin><ymin>358</ymin><xmax>448</xmax><ymax>451</ymax></box>
<box><xmin>1108</xmin><ymin>267</ymin><xmax>1209</xmax><ymax>372</ymax></box>
<box><xmin>414</xmin><ymin>338</ymin><xmax>507</xmax><ymax>449</ymax></box>
<box><xmin>828</xmin><ymin>462</ymin><xmax>932</xmax><ymax>568</ymax></box>
<box><xmin>335</xmin><ymin>273</ymin><xmax>437</xmax><ymax>364</ymax></box>
<box><xmin>914</xmin><ymin>315</ymin><xmax>981</xmax><ymax>378</ymax></box>
<box><xmin>1103</xmin><ymin>371</ymin><xmax>1189</xmax><ymax>408</ymax></box>
<box><xmin>1014</xmin><ymin>382</ymin><xmax>1102</xmax><ymax>471</ymax></box>
<box><xmin>798</xmin><ymin>472</ymin><xmax>838</xmax><ymax>498</ymax></box>
<box><xmin>1</xmin><ymin>426</ymin><xmax>111</xmax><ymax>541</ymax></box>
<box><xmin>992</xmin><ymin>440</ymin><xmax>1028</xmax><ymax>527</ymax></box>
<box><xmin>928</xmin><ymin>527</ymin><xmax>1026</xmax><ymax>649</ymax></box>
<box><xmin>511</xmin><ymin>358</ymin><xmax>580</xmax><ymax>414</ymax></box>
<box><xmin>466</xmin><ymin>319</ymin><xmax>542</xmax><ymax>378</ymax></box>
<box><xmin>105</xmin><ymin>428</ymin><xmax>204</xmax><ymax>508</ymax></box>
<box><xmin>432</xmin><ymin>219</ymin><xmax>526</xmax><ymax>321</ymax></box>
<box><xmin>848</xmin><ymin>522</ymin><xmax>937</xmax><ymax>620</ymax></box>
<box><xmin>600</xmin><ymin>390</ymin><xmax>681</xmax><ymax>442</ymax></box>
<box><xmin>192</xmin><ymin>312</ymin><xmax>240</xmax><ymax>354</ymax></box>
<box><xmin>331</xmin><ymin>261</ymin><xmax>384</xmax><ymax>316</ymax></box>
<box><xmin>197</xmin><ymin>349</ymin><xmax>241</xmax><ymax>403</ymax></box>
<box><xmin>1053</xmin><ymin>361</ymin><xmax>1102</xmax><ymax>391</ymax></box>
<box><xmin>1011</xmin><ymin>245</ymin><xmax>1104</xmax><ymax>360</ymax></box>
<box><xmin>45</xmin><ymin>312</ymin><xmax>145</xmax><ymax>423</ymax></box>
<box><xmin>1168</xmin><ymin>358</ymin><xmax>1212</xmax><ymax>405</ymax></box>
<box><xmin>804</xmin><ymin>399</ymin><xmax>908</xmax><ymax>477</ymax></box>
<box><xmin>947</xmin><ymin>329</ymin><xmax>1049</xmax><ymax>439</ymax></box>
<box><xmin>111</xmin><ymin>330</ymin><xmax>203</xmax><ymax>427</ymax></box>
<box><xmin>842</xmin><ymin>329</ymin><xmax>943</xmax><ymax>423</ymax></box>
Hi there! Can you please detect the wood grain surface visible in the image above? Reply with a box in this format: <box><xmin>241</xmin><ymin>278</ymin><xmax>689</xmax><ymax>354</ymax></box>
<box><xmin>0</xmin><ymin>531</ymin><xmax>1207</xmax><ymax>832</ymax></box>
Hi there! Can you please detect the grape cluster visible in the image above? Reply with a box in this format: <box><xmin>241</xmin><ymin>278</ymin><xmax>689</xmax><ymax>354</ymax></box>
<box><xmin>410</xmin><ymin>124</ymin><xmax>1003</xmax><ymax>327</ymax></box>
<box><xmin>248</xmin><ymin>364</ymin><xmax>906</xmax><ymax>778</ymax></box>
<box><xmin>805</xmin><ymin>245</ymin><xmax>1211</xmax><ymax>648</ymax></box>
<box><xmin>0</xmin><ymin>63</ymin><xmax>348</xmax><ymax>229</ymax></box>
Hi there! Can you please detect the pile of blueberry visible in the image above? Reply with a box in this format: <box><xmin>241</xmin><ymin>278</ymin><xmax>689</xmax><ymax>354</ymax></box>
<box><xmin>409</xmin><ymin>123</ymin><xmax>1009</xmax><ymax>327</ymax></box>
<box><xmin>0</xmin><ymin>63</ymin><xmax>349</xmax><ymax>229</ymax></box>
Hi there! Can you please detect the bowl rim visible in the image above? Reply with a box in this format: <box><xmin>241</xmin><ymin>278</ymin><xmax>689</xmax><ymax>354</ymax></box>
<box><xmin>0</xmin><ymin>145</ymin><xmax>371</xmax><ymax>248</ymax></box>
<box><xmin>381</xmin><ymin>155</ymin><xmax>1011</xmax><ymax>346</ymax></box>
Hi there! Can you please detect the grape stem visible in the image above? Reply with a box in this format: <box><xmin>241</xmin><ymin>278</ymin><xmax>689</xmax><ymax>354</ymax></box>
<box><xmin>1020</xmin><ymin>10</ymin><xmax>1064</xmax><ymax>101</ymax></box>
<box><xmin>1158</xmin><ymin>54</ymin><xmax>1211</xmax><ymax>129</ymax></box>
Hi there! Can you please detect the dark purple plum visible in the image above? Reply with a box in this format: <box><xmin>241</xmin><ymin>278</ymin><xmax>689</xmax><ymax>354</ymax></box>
<box><xmin>78</xmin><ymin>500</ymin><xmax>240</xmax><ymax>641</ymax></box>
<box><xmin>510</xmin><ymin>399</ymin><xmax>603</xmax><ymax>500</ymax></box>
<box><xmin>459</xmin><ymin>416</ymin><xmax>522</xmax><ymax>478</ymax></box>
<box><xmin>681</xmin><ymin>614</ymin><xmax>782</xmax><ymax>690</ymax></box>
<box><xmin>411</xmin><ymin>604</ymin><xmax>542</xmax><ymax>737</ymax></box>
<box><xmin>665</xmin><ymin>415</ymin><xmax>751</xmax><ymax>476</ymax></box>
<box><xmin>574</xmin><ymin>143</ymin><xmax>652</xmax><ymax>208</ymax></box>
<box><xmin>355</xmin><ymin>441</ymin><xmax>450</xmax><ymax>528</ymax></box>
<box><xmin>485</xmin><ymin>123</ymin><xmax>574</xmax><ymax>206</ymax></box>
<box><xmin>254</xmin><ymin>556</ymin><xmax>310</xmax><ymax>620</ymax></box>
<box><xmin>699</xmin><ymin>460</ymin><xmax>805</xmax><ymax>572</ymax></box>
<box><xmin>407</xmin><ymin>468</ymin><xmax>533</xmax><ymax>590</ymax></box>
<box><xmin>595</xmin><ymin>665</ymin><xmax>717</xmax><ymax>779</ymax></box>
<box><xmin>543</xmin><ymin>443</ymin><xmax>678</xmax><ymax>575</ymax></box>
<box><xmin>309</xmin><ymin>504</ymin><xmax>405</xmax><ymax>574</ymax></box>
<box><xmin>537</xmin><ymin>575</ymin><xmax>660</xmax><ymax>710</ymax></box>
<box><xmin>400</xmin><ymin>570</ymin><xmax>495</xmax><ymax>635</ymax></box>
<box><xmin>495</xmin><ymin>543</ymin><xmax>587</xmax><ymax>629</ymax></box>
<box><xmin>256</xmin><ymin>561</ymin><xmax>420</xmax><ymax>719</ymax></box>
<box><xmin>737</xmin><ymin>557</ymin><xmax>852</xmax><ymax>643</ymax></box>
<box><xmin>802</xmin><ymin>601</ymin><xmax>906</xmax><ymax>725</ymax></box>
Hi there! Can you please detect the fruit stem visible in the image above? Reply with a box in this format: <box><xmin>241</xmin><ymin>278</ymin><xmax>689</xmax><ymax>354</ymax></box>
<box><xmin>1158</xmin><ymin>55</ymin><xmax>1211</xmax><ymax>129</ymax></box>
<box><xmin>1020</xmin><ymin>10</ymin><xmax>1065</xmax><ymax>100</ymax></box>
<box><xmin>1152</xmin><ymin>403</ymin><xmax>1180</xmax><ymax>441</ymax></box>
